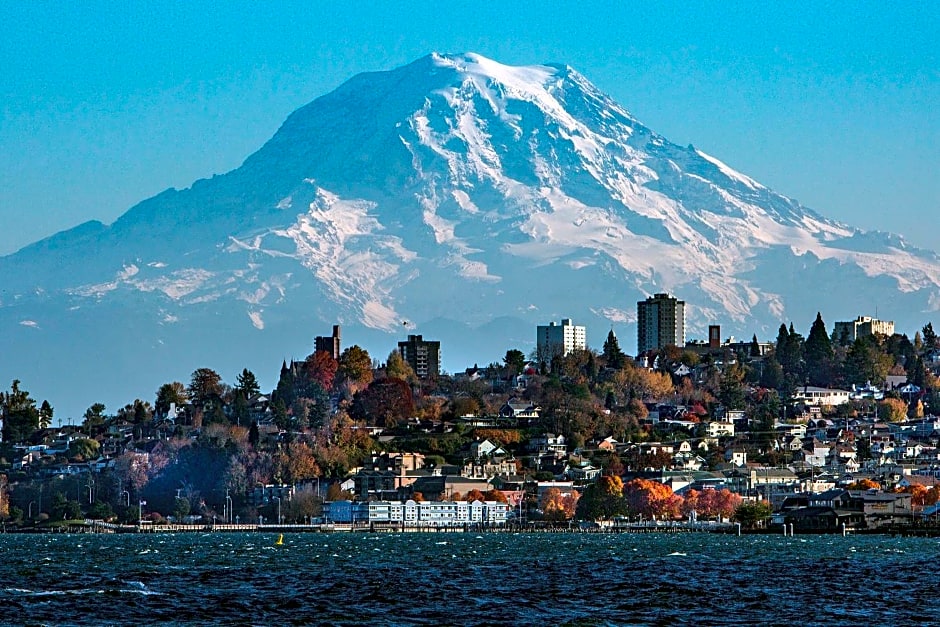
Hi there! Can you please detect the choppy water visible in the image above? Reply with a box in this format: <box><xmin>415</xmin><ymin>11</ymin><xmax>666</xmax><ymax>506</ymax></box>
<box><xmin>0</xmin><ymin>531</ymin><xmax>937</xmax><ymax>626</ymax></box>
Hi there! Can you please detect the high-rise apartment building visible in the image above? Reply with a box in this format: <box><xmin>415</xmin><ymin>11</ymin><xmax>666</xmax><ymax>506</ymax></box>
<box><xmin>637</xmin><ymin>293</ymin><xmax>686</xmax><ymax>354</ymax></box>
<box><xmin>833</xmin><ymin>316</ymin><xmax>895</xmax><ymax>344</ymax></box>
<box><xmin>398</xmin><ymin>335</ymin><xmax>441</xmax><ymax>379</ymax></box>
<box><xmin>536</xmin><ymin>318</ymin><xmax>586</xmax><ymax>363</ymax></box>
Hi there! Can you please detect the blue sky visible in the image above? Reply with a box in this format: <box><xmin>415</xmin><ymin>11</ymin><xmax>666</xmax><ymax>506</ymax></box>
<box><xmin>1</xmin><ymin>2</ymin><xmax>937</xmax><ymax>256</ymax></box>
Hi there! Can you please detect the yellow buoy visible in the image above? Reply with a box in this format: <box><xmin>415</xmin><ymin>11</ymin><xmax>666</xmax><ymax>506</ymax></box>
<box><xmin>275</xmin><ymin>533</ymin><xmax>284</xmax><ymax>546</ymax></box>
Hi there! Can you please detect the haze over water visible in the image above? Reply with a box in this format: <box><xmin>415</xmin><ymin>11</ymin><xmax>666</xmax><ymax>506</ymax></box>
<box><xmin>0</xmin><ymin>532</ymin><xmax>935</xmax><ymax>625</ymax></box>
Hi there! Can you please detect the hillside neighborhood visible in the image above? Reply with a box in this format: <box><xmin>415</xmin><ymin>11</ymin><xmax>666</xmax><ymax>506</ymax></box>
<box><xmin>3</xmin><ymin>303</ymin><xmax>940</xmax><ymax>534</ymax></box>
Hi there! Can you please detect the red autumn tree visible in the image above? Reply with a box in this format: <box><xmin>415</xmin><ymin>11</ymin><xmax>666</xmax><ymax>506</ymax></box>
<box><xmin>305</xmin><ymin>350</ymin><xmax>339</xmax><ymax>391</ymax></box>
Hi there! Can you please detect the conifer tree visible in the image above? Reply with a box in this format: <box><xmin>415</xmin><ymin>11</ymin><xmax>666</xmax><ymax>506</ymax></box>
<box><xmin>603</xmin><ymin>329</ymin><xmax>627</xmax><ymax>369</ymax></box>
<box><xmin>805</xmin><ymin>312</ymin><xmax>834</xmax><ymax>386</ymax></box>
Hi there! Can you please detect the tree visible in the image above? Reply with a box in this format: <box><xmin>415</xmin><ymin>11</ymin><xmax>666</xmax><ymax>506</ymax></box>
<box><xmin>775</xmin><ymin>323</ymin><xmax>805</xmax><ymax>391</ymax></box>
<box><xmin>924</xmin><ymin>322</ymin><xmax>938</xmax><ymax>349</ymax></box>
<box><xmin>503</xmin><ymin>349</ymin><xmax>527</xmax><ymax>376</ymax></box>
<box><xmin>843</xmin><ymin>336</ymin><xmax>892</xmax><ymax>386</ymax></box>
<box><xmin>326</xmin><ymin>482</ymin><xmax>354</xmax><ymax>501</ymax></box>
<box><xmin>155</xmin><ymin>382</ymin><xmax>188</xmax><ymax>417</ymax></box>
<box><xmin>275</xmin><ymin>442</ymin><xmax>321</xmax><ymax>484</ymax></box>
<box><xmin>234</xmin><ymin>368</ymin><xmax>261</xmax><ymax>398</ymax></box>
<box><xmin>484</xmin><ymin>489</ymin><xmax>509</xmax><ymax>504</ymax></box>
<box><xmin>1</xmin><ymin>380</ymin><xmax>40</xmax><ymax>442</ymax></box>
<box><xmin>338</xmin><ymin>346</ymin><xmax>373</xmax><ymax>388</ymax></box>
<box><xmin>804</xmin><ymin>313</ymin><xmax>835</xmax><ymax>386</ymax></box>
<box><xmin>465</xmin><ymin>489</ymin><xmax>486</xmax><ymax>503</ymax></box>
<box><xmin>718</xmin><ymin>364</ymin><xmax>746</xmax><ymax>410</ymax></box>
<box><xmin>848</xmin><ymin>478</ymin><xmax>880</xmax><ymax>490</ymax></box>
<box><xmin>732</xmin><ymin>500</ymin><xmax>772</xmax><ymax>529</ymax></box>
<box><xmin>50</xmin><ymin>493</ymin><xmax>83</xmax><ymax>522</ymax></box>
<box><xmin>68</xmin><ymin>438</ymin><xmax>100</xmax><ymax>462</ymax></box>
<box><xmin>602</xmin><ymin>330</ymin><xmax>627</xmax><ymax>369</ymax></box>
<box><xmin>623</xmin><ymin>478</ymin><xmax>683</xmax><ymax>520</ymax></box>
<box><xmin>82</xmin><ymin>403</ymin><xmax>107</xmax><ymax>429</ymax></box>
<box><xmin>350</xmin><ymin>378</ymin><xmax>415</xmax><ymax>428</ymax></box>
<box><xmin>231</xmin><ymin>391</ymin><xmax>250</xmax><ymax>427</ymax></box>
<box><xmin>38</xmin><ymin>400</ymin><xmax>54</xmax><ymax>429</ymax></box>
<box><xmin>305</xmin><ymin>351</ymin><xmax>339</xmax><ymax>391</ymax></box>
<box><xmin>385</xmin><ymin>350</ymin><xmax>416</xmax><ymax>383</ymax></box>
<box><xmin>541</xmin><ymin>487</ymin><xmax>579</xmax><ymax>522</ymax></box>
<box><xmin>877</xmin><ymin>397</ymin><xmax>908</xmax><ymax>422</ymax></box>
<box><xmin>189</xmin><ymin>368</ymin><xmax>223</xmax><ymax>410</ymax></box>
<box><xmin>172</xmin><ymin>496</ymin><xmax>191</xmax><ymax>522</ymax></box>
<box><xmin>576</xmin><ymin>475</ymin><xmax>627</xmax><ymax>520</ymax></box>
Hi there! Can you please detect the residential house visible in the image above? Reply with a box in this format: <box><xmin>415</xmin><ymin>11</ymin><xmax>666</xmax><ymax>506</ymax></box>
<box><xmin>499</xmin><ymin>400</ymin><xmax>541</xmax><ymax>423</ymax></box>
<box><xmin>706</xmin><ymin>421</ymin><xmax>735</xmax><ymax>438</ymax></box>
<box><xmin>528</xmin><ymin>433</ymin><xmax>567</xmax><ymax>456</ymax></box>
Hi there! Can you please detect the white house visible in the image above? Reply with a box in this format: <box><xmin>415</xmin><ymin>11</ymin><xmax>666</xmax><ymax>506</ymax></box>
<box><xmin>792</xmin><ymin>386</ymin><xmax>850</xmax><ymax>407</ymax></box>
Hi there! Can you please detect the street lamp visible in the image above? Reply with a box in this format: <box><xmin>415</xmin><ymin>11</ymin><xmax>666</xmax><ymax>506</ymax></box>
<box><xmin>121</xmin><ymin>490</ymin><xmax>130</xmax><ymax>507</ymax></box>
<box><xmin>28</xmin><ymin>501</ymin><xmax>36</xmax><ymax>519</ymax></box>
<box><xmin>274</xmin><ymin>496</ymin><xmax>282</xmax><ymax>525</ymax></box>
<box><xmin>138</xmin><ymin>499</ymin><xmax>146</xmax><ymax>524</ymax></box>
<box><xmin>225</xmin><ymin>490</ymin><xmax>232</xmax><ymax>524</ymax></box>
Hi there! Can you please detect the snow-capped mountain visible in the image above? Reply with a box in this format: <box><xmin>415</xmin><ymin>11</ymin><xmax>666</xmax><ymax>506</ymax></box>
<box><xmin>3</xmin><ymin>52</ymin><xmax>939</xmax><ymax>418</ymax></box>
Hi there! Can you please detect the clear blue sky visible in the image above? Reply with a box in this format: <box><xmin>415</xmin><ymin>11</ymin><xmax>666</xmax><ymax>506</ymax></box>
<box><xmin>1</xmin><ymin>2</ymin><xmax>937</xmax><ymax>256</ymax></box>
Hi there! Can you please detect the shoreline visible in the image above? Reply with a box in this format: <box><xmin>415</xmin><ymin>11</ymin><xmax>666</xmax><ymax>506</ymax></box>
<box><xmin>8</xmin><ymin>519</ymin><xmax>940</xmax><ymax>537</ymax></box>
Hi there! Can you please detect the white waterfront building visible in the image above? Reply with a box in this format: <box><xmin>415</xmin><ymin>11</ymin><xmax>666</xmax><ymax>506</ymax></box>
<box><xmin>368</xmin><ymin>499</ymin><xmax>509</xmax><ymax>527</ymax></box>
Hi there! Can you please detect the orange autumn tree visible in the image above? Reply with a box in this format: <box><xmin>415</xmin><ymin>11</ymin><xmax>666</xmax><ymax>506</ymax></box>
<box><xmin>896</xmin><ymin>484</ymin><xmax>929</xmax><ymax>507</ymax></box>
<box><xmin>465</xmin><ymin>489</ymin><xmax>486</xmax><ymax>503</ymax></box>
<box><xmin>541</xmin><ymin>487</ymin><xmax>580</xmax><ymax>522</ymax></box>
<box><xmin>484</xmin><ymin>489</ymin><xmax>508</xmax><ymax>503</ymax></box>
<box><xmin>847</xmin><ymin>478</ymin><xmax>880</xmax><ymax>490</ymax></box>
<box><xmin>623</xmin><ymin>478</ymin><xmax>683</xmax><ymax>520</ymax></box>
<box><xmin>928</xmin><ymin>486</ymin><xmax>940</xmax><ymax>506</ymax></box>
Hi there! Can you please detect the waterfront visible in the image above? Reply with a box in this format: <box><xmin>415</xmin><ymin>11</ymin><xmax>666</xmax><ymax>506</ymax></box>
<box><xmin>0</xmin><ymin>532</ymin><xmax>937</xmax><ymax>626</ymax></box>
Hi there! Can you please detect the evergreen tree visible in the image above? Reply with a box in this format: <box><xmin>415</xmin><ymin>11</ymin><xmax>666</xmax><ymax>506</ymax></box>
<box><xmin>275</xmin><ymin>361</ymin><xmax>297</xmax><ymax>406</ymax></box>
<box><xmin>39</xmin><ymin>400</ymin><xmax>54</xmax><ymax>429</ymax></box>
<box><xmin>759</xmin><ymin>356</ymin><xmax>785</xmax><ymax>390</ymax></box>
<box><xmin>775</xmin><ymin>323</ymin><xmax>805</xmax><ymax>391</ymax></box>
<box><xmin>718</xmin><ymin>364</ymin><xmax>746</xmax><ymax>410</ymax></box>
<box><xmin>248</xmin><ymin>421</ymin><xmax>260</xmax><ymax>447</ymax></box>
<box><xmin>749</xmin><ymin>334</ymin><xmax>761</xmax><ymax>358</ymax></box>
<box><xmin>234</xmin><ymin>368</ymin><xmax>260</xmax><ymax>398</ymax></box>
<box><xmin>232</xmin><ymin>390</ymin><xmax>250</xmax><ymax>427</ymax></box>
<box><xmin>804</xmin><ymin>312</ymin><xmax>835</xmax><ymax>386</ymax></box>
<box><xmin>1</xmin><ymin>380</ymin><xmax>40</xmax><ymax>443</ymax></box>
<box><xmin>503</xmin><ymin>349</ymin><xmax>526</xmax><ymax>375</ymax></box>
<box><xmin>843</xmin><ymin>336</ymin><xmax>893</xmax><ymax>386</ymax></box>
<box><xmin>82</xmin><ymin>403</ymin><xmax>107</xmax><ymax>430</ymax></box>
<box><xmin>923</xmin><ymin>322</ymin><xmax>938</xmax><ymax>349</ymax></box>
<box><xmin>272</xmin><ymin>398</ymin><xmax>289</xmax><ymax>430</ymax></box>
<box><xmin>603</xmin><ymin>330</ymin><xmax>627</xmax><ymax>369</ymax></box>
